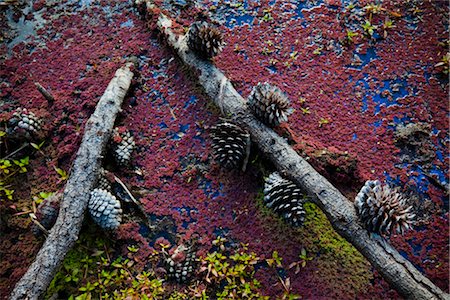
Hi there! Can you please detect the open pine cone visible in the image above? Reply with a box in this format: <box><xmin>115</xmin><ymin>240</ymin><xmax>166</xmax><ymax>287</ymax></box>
<box><xmin>263</xmin><ymin>172</ymin><xmax>306</xmax><ymax>227</ymax></box>
<box><xmin>355</xmin><ymin>180</ymin><xmax>415</xmax><ymax>235</ymax></box>
<box><xmin>248</xmin><ymin>82</ymin><xmax>293</xmax><ymax>127</ymax></box>
<box><xmin>210</xmin><ymin>122</ymin><xmax>250</xmax><ymax>170</ymax></box>
<box><xmin>186</xmin><ymin>21</ymin><xmax>225</xmax><ymax>59</ymax></box>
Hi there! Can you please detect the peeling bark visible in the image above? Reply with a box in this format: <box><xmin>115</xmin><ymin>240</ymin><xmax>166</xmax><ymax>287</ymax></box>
<box><xmin>10</xmin><ymin>63</ymin><xmax>135</xmax><ymax>300</ymax></box>
<box><xmin>145</xmin><ymin>8</ymin><xmax>449</xmax><ymax>300</ymax></box>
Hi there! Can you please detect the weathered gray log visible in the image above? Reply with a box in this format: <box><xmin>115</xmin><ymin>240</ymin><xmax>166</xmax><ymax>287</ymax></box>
<box><xmin>10</xmin><ymin>63</ymin><xmax>135</xmax><ymax>300</ymax></box>
<box><xmin>151</xmin><ymin>10</ymin><xmax>449</xmax><ymax>300</ymax></box>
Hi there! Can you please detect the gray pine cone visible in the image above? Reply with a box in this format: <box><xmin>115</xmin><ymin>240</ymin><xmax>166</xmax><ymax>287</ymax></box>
<box><xmin>166</xmin><ymin>244</ymin><xmax>196</xmax><ymax>283</ymax></box>
<box><xmin>111</xmin><ymin>127</ymin><xmax>135</xmax><ymax>166</ymax></box>
<box><xmin>186</xmin><ymin>21</ymin><xmax>225</xmax><ymax>59</ymax></box>
<box><xmin>248</xmin><ymin>82</ymin><xmax>293</xmax><ymax>127</ymax></box>
<box><xmin>355</xmin><ymin>180</ymin><xmax>415</xmax><ymax>235</ymax></box>
<box><xmin>97</xmin><ymin>169</ymin><xmax>112</xmax><ymax>191</ymax></box>
<box><xmin>210</xmin><ymin>122</ymin><xmax>250</xmax><ymax>170</ymax></box>
<box><xmin>88</xmin><ymin>188</ymin><xmax>122</xmax><ymax>230</ymax></box>
<box><xmin>263</xmin><ymin>172</ymin><xmax>306</xmax><ymax>227</ymax></box>
<box><xmin>7</xmin><ymin>107</ymin><xmax>43</xmax><ymax>139</ymax></box>
<box><xmin>32</xmin><ymin>192</ymin><xmax>61</xmax><ymax>236</ymax></box>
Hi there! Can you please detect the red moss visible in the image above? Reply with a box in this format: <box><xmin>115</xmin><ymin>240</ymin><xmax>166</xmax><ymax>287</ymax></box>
<box><xmin>0</xmin><ymin>0</ymin><xmax>448</xmax><ymax>298</ymax></box>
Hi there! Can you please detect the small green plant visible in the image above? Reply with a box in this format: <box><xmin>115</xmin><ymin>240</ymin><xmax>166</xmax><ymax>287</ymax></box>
<box><xmin>13</xmin><ymin>156</ymin><xmax>29</xmax><ymax>173</ymax></box>
<box><xmin>54</xmin><ymin>166</ymin><xmax>69</xmax><ymax>181</ymax></box>
<box><xmin>300</xmin><ymin>107</ymin><xmax>311</xmax><ymax>115</ymax></box>
<box><xmin>266</xmin><ymin>250</ymin><xmax>283</xmax><ymax>268</ymax></box>
<box><xmin>127</xmin><ymin>245</ymin><xmax>139</xmax><ymax>253</ymax></box>
<box><xmin>30</xmin><ymin>140</ymin><xmax>45</xmax><ymax>153</ymax></box>
<box><xmin>32</xmin><ymin>191</ymin><xmax>54</xmax><ymax>205</ymax></box>
<box><xmin>288</xmin><ymin>248</ymin><xmax>314</xmax><ymax>274</ymax></box>
<box><xmin>381</xmin><ymin>17</ymin><xmax>395</xmax><ymax>38</ymax></box>
<box><xmin>318</xmin><ymin>118</ymin><xmax>330</xmax><ymax>127</ymax></box>
<box><xmin>346</xmin><ymin>30</ymin><xmax>359</xmax><ymax>44</ymax></box>
<box><xmin>363</xmin><ymin>3</ymin><xmax>384</xmax><ymax>25</ymax></box>
<box><xmin>435</xmin><ymin>52</ymin><xmax>450</xmax><ymax>75</ymax></box>
<box><xmin>48</xmin><ymin>232</ymin><xmax>167</xmax><ymax>299</ymax></box>
<box><xmin>313</xmin><ymin>47</ymin><xmax>323</xmax><ymax>55</ymax></box>
<box><xmin>0</xmin><ymin>156</ymin><xmax>29</xmax><ymax>201</ymax></box>
<box><xmin>362</xmin><ymin>20</ymin><xmax>377</xmax><ymax>36</ymax></box>
<box><xmin>200</xmin><ymin>243</ymin><xmax>269</xmax><ymax>299</ymax></box>
<box><xmin>261</xmin><ymin>8</ymin><xmax>273</xmax><ymax>22</ymax></box>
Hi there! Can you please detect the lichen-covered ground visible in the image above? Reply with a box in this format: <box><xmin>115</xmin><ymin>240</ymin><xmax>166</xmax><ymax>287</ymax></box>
<box><xmin>0</xmin><ymin>0</ymin><xmax>448</xmax><ymax>299</ymax></box>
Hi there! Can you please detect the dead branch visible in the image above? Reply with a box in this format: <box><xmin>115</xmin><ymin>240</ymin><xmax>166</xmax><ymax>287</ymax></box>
<box><xmin>10</xmin><ymin>62</ymin><xmax>135</xmax><ymax>300</ymax></box>
<box><xmin>35</xmin><ymin>82</ymin><xmax>55</xmax><ymax>107</ymax></box>
<box><xmin>143</xmin><ymin>6</ymin><xmax>449</xmax><ymax>300</ymax></box>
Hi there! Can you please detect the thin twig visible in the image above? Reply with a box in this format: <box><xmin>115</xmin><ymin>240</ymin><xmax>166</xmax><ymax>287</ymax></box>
<box><xmin>112</xmin><ymin>173</ymin><xmax>155</xmax><ymax>230</ymax></box>
<box><xmin>1</xmin><ymin>142</ymin><xmax>29</xmax><ymax>160</ymax></box>
<box><xmin>29</xmin><ymin>213</ymin><xmax>49</xmax><ymax>236</ymax></box>
<box><xmin>35</xmin><ymin>82</ymin><xmax>55</xmax><ymax>107</ymax></box>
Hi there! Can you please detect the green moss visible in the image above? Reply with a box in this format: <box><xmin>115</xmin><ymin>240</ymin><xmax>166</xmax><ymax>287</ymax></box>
<box><xmin>302</xmin><ymin>202</ymin><xmax>372</xmax><ymax>293</ymax></box>
<box><xmin>255</xmin><ymin>188</ymin><xmax>372</xmax><ymax>295</ymax></box>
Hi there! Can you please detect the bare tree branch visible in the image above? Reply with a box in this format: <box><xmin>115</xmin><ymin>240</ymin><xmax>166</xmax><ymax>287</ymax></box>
<box><xmin>10</xmin><ymin>62</ymin><xmax>135</xmax><ymax>300</ymax></box>
<box><xmin>35</xmin><ymin>82</ymin><xmax>55</xmax><ymax>107</ymax></box>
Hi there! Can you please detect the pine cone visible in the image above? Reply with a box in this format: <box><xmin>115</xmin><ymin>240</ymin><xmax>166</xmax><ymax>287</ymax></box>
<box><xmin>355</xmin><ymin>180</ymin><xmax>415</xmax><ymax>235</ymax></box>
<box><xmin>88</xmin><ymin>188</ymin><xmax>122</xmax><ymax>230</ymax></box>
<box><xmin>186</xmin><ymin>21</ymin><xmax>225</xmax><ymax>59</ymax></box>
<box><xmin>263</xmin><ymin>172</ymin><xmax>306</xmax><ymax>227</ymax></box>
<box><xmin>210</xmin><ymin>122</ymin><xmax>250</xmax><ymax>170</ymax></box>
<box><xmin>248</xmin><ymin>82</ymin><xmax>293</xmax><ymax>127</ymax></box>
<box><xmin>110</xmin><ymin>127</ymin><xmax>135</xmax><ymax>166</ymax></box>
<box><xmin>97</xmin><ymin>169</ymin><xmax>112</xmax><ymax>191</ymax></box>
<box><xmin>32</xmin><ymin>192</ymin><xmax>61</xmax><ymax>236</ymax></box>
<box><xmin>166</xmin><ymin>244</ymin><xmax>196</xmax><ymax>283</ymax></box>
<box><xmin>7</xmin><ymin>107</ymin><xmax>43</xmax><ymax>139</ymax></box>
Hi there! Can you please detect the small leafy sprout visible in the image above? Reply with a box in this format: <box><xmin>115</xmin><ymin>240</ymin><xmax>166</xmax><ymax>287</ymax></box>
<box><xmin>0</xmin><ymin>159</ymin><xmax>12</xmax><ymax>174</ymax></box>
<box><xmin>363</xmin><ymin>3</ymin><xmax>384</xmax><ymax>23</ymax></box>
<box><xmin>33</xmin><ymin>191</ymin><xmax>54</xmax><ymax>205</ymax></box>
<box><xmin>435</xmin><ymin>52</ymin><xmax>450</xmax><ymax>75</ymax></box>
<box><xmin>13</xmin><ymin>156</ymin><xmax>29</xmax><ymax>173</ymax></box>
<box><xmin>0</xmin><ymin>182</ymin><xmax>14</xmax><ymax>200</ymax></box>
<box><xmin>30</xmin><ymin>140</ymin><xmax>45</xmax><ymax>152</ymax></box>
<box><xmin>313</xmin><ymin>47</ymin><xmax>323</xmax><ymax>55</ymax></box>
<box><xmin>1</xmin><ymin>157</ymin><xmax>29</xmax><ymax>201</ymax></box>
<box><xmin>0</xmin><ymin>130</ymin><xmax>6</xmax><ymax>138</ymax></box>
<box><xmin>382</xmin><ymin>17</ymin><xmax>395</xmax><ymax>38</ymax></box>
<box><xmin>212</xmin><ymin>236</ymin><xmax>228</xmax><ymax>252</ymax></box>
<box><xmin>346</xmin><ymin>3</ymin><xmax>355</xmax><ymax>11</ymax></box>
<box><xmin>266</xmin><ymin>250</ymin><xmax>283</xmax><ymax>268</ymax></box>
<box><xmin>346</xmin><ymin>30</ymin><xmax>359</xmax><ymax>44</ymax></box>
<box><xmin>127</xmin><ymin>245</ymin><xmax>139</xmax><ymax>253</ymax></box>
<box><xmin>278</xmin><ymin>276</ymin><xmax>301</xmax><ymax>300</ymax></box>
<box><xmin>362</xmin><ymin>20</ymin><xmax>377</xmax><ymax>36</ymax></box>
<box><xmin>300</xmin><ymin>107</ymin><xmax>311</xmax><ymax>115</ymax></box>
<box><xmin>54</xmin><ymin>166</ymin><xmax>69</xmax><ymax>181</ymax></box>
<box><xmin>261</xmin><ymin>8</ymin><xmax>273</xmax><ymax>22</ymax></box>
<box><xmin>288</xmin><ymin>248</ymin><xmax>313</xmax><ymax>274</ymax></box>
<box><xmin>319</xmin><ymin>118</ymin><xmax>330</xmax><ymax>127</ymax></box>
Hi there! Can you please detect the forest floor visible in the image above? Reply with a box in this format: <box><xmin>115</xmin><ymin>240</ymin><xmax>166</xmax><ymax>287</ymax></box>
<box><xmin>0</xmin><ymin>0</ymin><xmax>448</xmax><ymax>299</ymax></box>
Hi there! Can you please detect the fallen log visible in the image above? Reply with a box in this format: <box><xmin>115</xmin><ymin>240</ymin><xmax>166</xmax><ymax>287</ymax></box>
<box><xmin>10</xmin><ymin>62</ymin><xmax>135</xmax><ymax>300</ymax></box>
<box><xmin>140</xmin><ymin>4</ymin><xmax>448</xmax><ymax>299</ymax></box>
